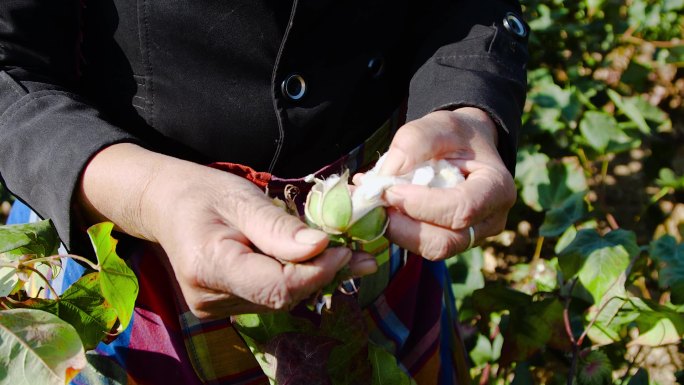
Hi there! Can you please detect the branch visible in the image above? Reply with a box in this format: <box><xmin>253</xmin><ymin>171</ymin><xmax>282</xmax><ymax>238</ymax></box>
<box><xmin>533</xmin><ymin>236</ymin><xmax>544</xmax><ymax>261</ymax></box>
<box><xmin>29</xmin><ymin>254</ymin><xmax>100</xmax><ymax>272</ymax></box>
<box><xmin>621</xmin><ymin>34</ymin><xmax>684</xmax><ymax>49</ymax></box>
<box><xmin>0</xmin><ymin>262</ymin><xmax>60</xmax><ymax>301</ymax></box>
<box><xmin>563</xmin><ymin>279</ymin><xmax>578</xmax><ymax>345</ymax></box>
<box><xmin>578</xmin><ymin>296</ymin><xmax>627</xmax><ymax>346</ymax></box>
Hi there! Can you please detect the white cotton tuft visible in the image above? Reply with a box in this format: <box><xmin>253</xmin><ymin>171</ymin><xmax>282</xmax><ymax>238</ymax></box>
<box><xmin>352</xmin><ymin>152</ymin><xmax>465</xmax><ymax>219</ymax></box>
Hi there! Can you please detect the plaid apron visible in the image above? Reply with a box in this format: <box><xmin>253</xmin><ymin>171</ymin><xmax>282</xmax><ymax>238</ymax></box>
<box><xmin>11</xmin><ymin>114</ymin><xmax>470</xmax><ymax>385</ymax></box>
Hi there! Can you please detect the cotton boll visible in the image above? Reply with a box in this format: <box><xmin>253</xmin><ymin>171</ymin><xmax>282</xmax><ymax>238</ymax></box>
<box><xmin>410</xmin><ymin>166</ymin><xmax>435</xmax><ymax>186</ymax></box>
<box><xmin>431</xmin><ymin>160</ymin><xmax>465</xmax><ymax>188</ymax></box>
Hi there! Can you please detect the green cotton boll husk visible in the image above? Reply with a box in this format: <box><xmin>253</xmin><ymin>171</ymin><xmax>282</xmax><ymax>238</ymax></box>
<box><xmin>304</xmin><ymin>189</ymin><xmax>323</xmax><ymax>228</ymax></box>
<box><xmin>320</xmin><ymin>177</ymin><xmax>353</xmax><ymax>232</ymax></box>
<box><xmin>304</xmin><ymin>171</ymin><xmax>354</xmax><ymax>234</ymax></box>
<box><xmin>347</xmin><ymin>206</ymin><xmax>388</xmax><ymax>243</ymax></box>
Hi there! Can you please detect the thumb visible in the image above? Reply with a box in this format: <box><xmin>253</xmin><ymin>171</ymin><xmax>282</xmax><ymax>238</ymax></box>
<box><xmin>378</xmin><ymin>146</ymin><xmax>414</xmax><ymax>177</ymax></box>
<box><xmin>227</xmin><ymin>190</ymin><xmax>330</xmax><ymax>262</ymax></box>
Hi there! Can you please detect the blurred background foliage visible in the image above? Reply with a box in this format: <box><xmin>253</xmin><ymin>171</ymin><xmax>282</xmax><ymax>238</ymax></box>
<box><xmin>458</xmin><ymin>0</ymin><xmax>684</xmax><ymax>383</ymax></box>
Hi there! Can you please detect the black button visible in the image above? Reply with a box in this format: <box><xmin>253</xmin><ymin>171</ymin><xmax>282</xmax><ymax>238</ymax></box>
<box><xmin>503</xmin><ymin>12</ymin><xmax>527</xmax><ymax>38</ymax></box>
<box><xmin>281</xmin><ymin>74</ymin><xmax>307</xmax><ymax>100</ymax></box>
<box><xmin>367</xmin><ymin>56</ymin><xmax>385</xmax><ymax>78</ymax></box>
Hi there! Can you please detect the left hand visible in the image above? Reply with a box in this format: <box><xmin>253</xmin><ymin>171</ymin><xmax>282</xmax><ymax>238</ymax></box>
<box><xmin>360</xmin><ymin>107</ymin><xmax>516</xmax><ymax>260</ymax></box>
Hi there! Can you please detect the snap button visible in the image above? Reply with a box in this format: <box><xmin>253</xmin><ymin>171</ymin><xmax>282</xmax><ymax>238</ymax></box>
<box><xmin>367</xmin><ymin>56</ymin><xmax>385</xmax><ymax>78</ymax></box>
<box><xmin>281</xmin><ymin>74</ymin><xmax>307</xmax><ymax>100</ymax></box>
<box><xmin>503</xmin><ymin>12</ymin><xmax>527</xmax><ymax>38</ymax></box>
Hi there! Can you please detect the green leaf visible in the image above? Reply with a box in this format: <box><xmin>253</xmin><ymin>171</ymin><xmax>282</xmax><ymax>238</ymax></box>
<box><xmin>538</xmin><ymin>159</ymin><xmax>588</xmax><ymax>211</ymax></box>
<box><xmin>586</xmin><ymin>0</ymin><xmax>606</xmax><ymax>14</ymax></box>
<box><xmin>539</xmin><ymin>191</ymin><xmax>587</xmax><ymax>237</ymax></box>
<box><xmin>2</xmin><ymin>273</ymin><xmax>118</xmax><ymax>350</ymax></box>
<box><xmin>233</xmin><ymin>311</ymin><xmax>315</xmax><ymax>345</ymax></box>
<box><xmin>559</xmin><ymin>229</ymin><xmax>637</xmax><ymax>305</ymax></box>
<box><xmin>368</xmin><ymin>343</ymin><xmax>412</xmax><ymax>385</ymax></box>
<box><xmin>0</xmin><ymin>265</ymin><xmax>19</xmax><ymax>297</ymax></box>
<box><xmin>656</xmin><ymin>168</ymin><xmax>684</xmax><ymax>191</ymax></box>
<box><xmin>0</xmin><ymin>308</ymin><xmax>86</xmax><ymax>384</ymax></box>
<box><xmin>469</xmin><ymin>334</ymin><xmax>495</xmax><ymax>366</ymax></box>
<box><xmin>320</xmin><ymin>296</ymin><xmax>372</xmax><ymax>385</ymax></box>
<box><xmin>58</xmin><ymin>273</ymin><xmax>118</xmax><ymax>348</ymax></box>
<box><xmin>472</xmin><ymin>285</ymin><xmax>570</xmax><ymax>365</ymax></box>
<box><xmin>87</xmin><ymin>223</ymin><xmax>138</xmax><ymax>331</ymax></box>
<box><xmin>516</xmin><ymin>150</ymin><xmax>587</xmax><ymax>215</ymax></box>
<box><xmin>499</xmin><ymin>298</ymin><xmax>570</xmax><ymax>366</ymax></box>
<box><xmin>0</xmin><ymin>220</ymin><xmax>60</xmax><ymax>259</ymax></box>
<box><xmin>586</xmin><ymin>320</ymin><xmax>622</xmax><ymax>346</ymax></box>
<box><xmin>529</xmin><ymin>83</ymin><xmax>582</xmax><ymax>127</ymax></box>
<box><xmin>515</xmin><ymin>146</ymin><xmax>550</xmax><ymax>212</ymax></box>
<box><xmin>472</xmin><ymin>283</ymin><xmax>532</xmax><ymax>315</ymax></box>
<box><xmin>73</xmin><ymin>352</ymin><xmax>130</xmax><ymax>385</ymax></box>
<box><xmin>649</xmin><ymin>235</ymin><xmax>684</xmax><ymax>304</ymax></box>
<box><xmin>607</xmin><ymin>89</ymin><xmax>651</xmax><ymax>134</ymax></box>
<box><xmin>446</xmin><ymin>247</ymin><xmax>485</xmax><ymax>304</ymax></box>
<box><xmin>579</xmin><ymin>111</ymin><xmax>639</xmax><ymax>155</ymax></box>
<box><xmin>508</xmin><ymin>259</ymin><xmax>559</xmax><ymax>295</ymax></box>
<box><xmin>629</xmin><ymin>300</ymin><xmax>684</xmax><ymax>346</ymax></box>
<box><xmin>527</xmin><ymin>4</ymin><xmax>554</xmax><ymax>31</ymax></box>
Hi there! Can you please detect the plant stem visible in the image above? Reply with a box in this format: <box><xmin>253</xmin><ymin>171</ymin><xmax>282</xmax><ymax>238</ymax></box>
<box><xmin>621</xmin><ymin>34</ymin><xmax>684</xmax><ymax>48</ymax></box>
<box><xmin>29</xmin><ymin>254</ymin><xmax>100</xmax><ymax>272</ymax></box>
<box><xmin>563</xmin><ymin>284</ymin><xmax>577</xmax><ymax>345</ymax></box>
<box><xmin>564</xmin><ymin>279</ymin><xmax>578</xmax><ymax>385</ymax></box>
<box><xmin>576</xmin><ymin>149</ymin><xmax>592</xmax><ymax>176</ymax></box>
<box><xmin>618</xmin><ymin>345</ymin><xmax>643</xmax><ymax>385</ymax></box>
<box><xmin>636</xmin><ymin>186</ymin><xmax>672</xmax><ymax>223</ymax></box>
<box><xmin>606</xmin><ymin>213</ymin><xmax>619</xmax><ymax>230</ymax></box>
<box><xmin>577</xmin><ymin>296</ymin><xmax>625</xmax><ymax>346</ymax></box>
<box><xmin>0</xmin><ymin>262</ymin><xmax>61</xmax><ymax>301</ymax></box>
<box><xmin>533</xmin><ymin>236</ymin><xmax>544</xmax><ymax>261</ymax></box>
<box><xmin>600</xmin><ymin>158</ymin><xmax>609</xmax><ymax>185</ymax></box>
<box><xmin>479</xmin><ymin>363</ymin><xmax>491</xmax><ymax>385</ymax></box>
<box><xmin>568</xmin><ymin>344</ymin><xmax>579</xmax><ymax>385</ymax></box>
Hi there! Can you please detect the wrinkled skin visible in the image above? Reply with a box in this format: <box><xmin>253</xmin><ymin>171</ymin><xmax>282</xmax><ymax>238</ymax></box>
<box><xmin>357</xmin><ymin>107</ymin><xmax>516</xmax><ymax>260</ymax></box>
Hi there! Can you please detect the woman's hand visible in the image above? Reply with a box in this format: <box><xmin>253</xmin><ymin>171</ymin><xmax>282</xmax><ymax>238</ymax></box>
<box><xmin>372</xmin><ymin>107</ymin><xmax>516</xmax><ymax>260</ymax></box>
<box><xmin>78</xmin><ymin>144</ymin><xmax>375</xmax><ymax>318</ymax></box>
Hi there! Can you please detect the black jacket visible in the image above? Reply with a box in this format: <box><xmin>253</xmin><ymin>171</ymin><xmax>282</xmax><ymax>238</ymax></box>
<box><xmin>0</xmin><ymin>0</ymin><xmax>528</xmax><ymax>253</ymax></box>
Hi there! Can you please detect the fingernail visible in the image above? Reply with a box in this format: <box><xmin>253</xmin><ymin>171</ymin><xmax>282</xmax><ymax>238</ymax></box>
<box><xmin>295</xmin><ymin>228</ymin><xmax>328</xmax><ymax>245</ymax></box>
<box><xmin>350</xmin><ymin>258</ymin><xmax>378</xmax><ymax>276</ymax></box>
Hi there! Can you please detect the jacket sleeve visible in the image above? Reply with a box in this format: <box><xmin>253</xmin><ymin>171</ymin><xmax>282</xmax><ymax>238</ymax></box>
<box><xmin>0</xmin><ymin>1</ymin><xmax>138</xmax><ymax>254</ymax></box>
<box><xmin>407</xmin><ymin>0</ymin><xmax>529</xmax><ymax>176</ymax></box>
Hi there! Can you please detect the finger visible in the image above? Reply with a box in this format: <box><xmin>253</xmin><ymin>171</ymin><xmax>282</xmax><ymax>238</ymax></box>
<box><xmin>378</xmin><ymin>113</ymin><xmax>470</xmax><ymax>176</ymax></box>
<box><xmin>384</xmin><ymin>208</ymin><xmax>506</xmax><ymax>260</ymax></box>
<box><xmin>348</xmin><ymin>251</ymin><xmax>378</xmax><ymax>277</ymax></box>
<box><xmin>190</xmin><ymin>239</ymin><xmax>351</xmax><ymax>310</ymax></box>
<box><xmin>183</xmin><ymin>290</ymin><xmax>275</xmax><ymax>319</ymax></box>
<box><xmin>217</xmin><ymin>183</ymin><xmax>330</xmax><ymax>262</ymax></box>
<box><xmin>383</xmin><ymin>162</ymin><xmax>516</xmax><ymax>230</ymax></box>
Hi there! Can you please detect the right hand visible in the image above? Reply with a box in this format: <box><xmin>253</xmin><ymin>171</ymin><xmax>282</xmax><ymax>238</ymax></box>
<box><xmin>78</xmin><ymin>143</ymin><xmax>376</xmax><ymax>318</ymax></box>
